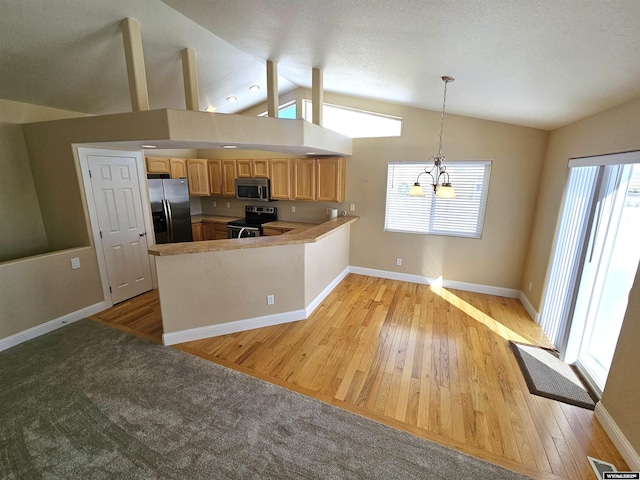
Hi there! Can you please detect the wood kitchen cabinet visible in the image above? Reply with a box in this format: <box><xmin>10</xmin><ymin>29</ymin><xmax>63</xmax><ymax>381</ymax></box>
<box><xmin>316</xmin><ymin>157</ymin><xmax>346</xmax><ymax>202</ymax></box>
<box><xmin>169</xmin><ymin>159</ymin><xmax>187</xmax><ymax>178</ymax></box>
<box><xmin>208</xmin><ymin>159</ymin><xmax>223</xmax><ymax>196</ymax></box>
<box><xmin>191</xmin><ymin>222</ymin><xmax>204</xmax><ymax>241</ymax></box>
<box><xmin>269</xmin><ymin>158</ymin><xmax>293</xmax><ymax>200</ymax></box>
<box><xmin>146</xmin><ymin>157</ymin><xmax>170</xmax><ymax>174</ymax></box>
<box><xmin>237</xmin><ymin>159</ymin><xmax>269</xmax><ymax>179</ymax></box>
<box><xmin>145</xmin><ymin>157</ymin><xmax>187</xmax><ymax>179</ymax></box>
<box><xmin>221</xmin><ymin>159</ymin><xmax>237</xmax><ymax>196</ymax></box>
<box><xmin>292</xmin><ymin>157</ymin><xmax>346</xmax><ymax>202</ymax></box>
<box><xmin>292</xmin><ymin>158</ymin><xmax>316</xmax><ymax>200</ymax></box>
<box><xmin>187</xmin><ymin>159</ymin><xmax>210</xmax><ymax>196</ymax></box>
<box><xmin>203</xmin><ymin>222</ymin><xmax>228</xmax><ymax>240</ymax></box>
<box><xmin>236</xmin><ymin>159</ymin><xmax>252</xmax><ymax>178</ymax></box>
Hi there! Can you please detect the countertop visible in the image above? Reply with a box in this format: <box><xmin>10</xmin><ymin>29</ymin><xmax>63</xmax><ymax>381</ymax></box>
<box><xmin>191</xmin><ymin>214</ymin><xmax>242</xmax><ymax>223</ymax></box>
<box><xmin>149</xmin><ymin>216</ymin><xmax>359</xmax><ymax>256</ymax></box>
<box><xmin>262</xmin><ymin>220</ymin><xmax>318</xmax><ymax>231</ymax></box>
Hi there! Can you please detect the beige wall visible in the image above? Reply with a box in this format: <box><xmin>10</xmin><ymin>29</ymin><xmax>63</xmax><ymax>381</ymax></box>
<box><xmin>601</xmin><ymin>265</ymin><xmax>640</xmax><ymax>451</ymax></box>
<box><xmin>0</xmin><ymin>247</ymin><xmax>103</xmax><ymax>338</ymax></box>
<box><xmin>521</xmin><ymin>96</ymin><xmax>640</xmax><ymax>456</ymax></box>
<box><xmin>156</xmin><ymin>244</ymin><xmax>305</xmax><ymax>334</ymax></box>
<box><xmin>0</xmin><ymin>123</ymin><xmax>48</xmax><ymax>261</ymax></box>
<box><xmin>21</xmin><ymin>110</ymin><xmax>171</xmax><ymax>251</ymax></box>
<box><xmin>334</xmin><ymin>93</ymin><xmax>547</xmax><ymax>289</ymax></box>
<box><xmin>304</xmin><ymin>225</ymin><xmax>351</xmax><ymax>304</ymax></box>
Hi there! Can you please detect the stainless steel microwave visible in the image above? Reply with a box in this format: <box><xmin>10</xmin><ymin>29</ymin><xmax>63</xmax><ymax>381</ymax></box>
<box><xmin>235</xmin><ymin>178</ymin><xmax>272</xmax><ymax>201</ymax></box>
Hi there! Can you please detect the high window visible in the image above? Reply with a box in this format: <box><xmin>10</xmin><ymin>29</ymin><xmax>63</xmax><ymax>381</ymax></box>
<box><xmin>302</xmin><ymin>100</ymin><xmax>402</xmax><ymax>138</ymax></box>
<box><xmin>385</xmin><ymin>161</ymin><xmax>491</xmax><ymax>238</ymax></box>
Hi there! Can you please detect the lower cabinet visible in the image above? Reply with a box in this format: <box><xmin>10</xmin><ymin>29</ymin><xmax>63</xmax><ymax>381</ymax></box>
<box><xmin>192</xmin><ymin>223</ymin><xmax>204</xmax><ymax>242</ymax></box>
<box><xmin>192</xmin><ymin>221</ymin><xmax>228</xmax><ymax>241</ymax></box>
<box><xmin>203</xmin><ymin>222</ymin><xmax>228</xmax><ymax>240</ymax></box>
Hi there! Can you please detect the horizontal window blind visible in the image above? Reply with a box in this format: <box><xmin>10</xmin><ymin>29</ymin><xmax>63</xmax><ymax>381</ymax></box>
<box><xmin>385</xmin><ymin>161</ymin><xmax>491</xmax><ymax>238</ymax></box>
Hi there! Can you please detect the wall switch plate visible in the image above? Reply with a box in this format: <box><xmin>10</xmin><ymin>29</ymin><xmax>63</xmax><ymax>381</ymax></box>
<box><xmin>226</xmin><ymin>202</ymin><xmax>230</xmax><ymax>208</ymax></box>
<box><xmin>350</xmin><ymin>204</ymin><xmax>356</xmax><ymax>211</ymax></box>
<box><xmin>291</xmin><ymin>206</ymin><xmax>296</xmax><ymax>213</ymax></box>
<box><xmin>396</xmin><ymin>258</ymin><xmax>402</xmax><ymax>266</ymax></box>
<box><xmin>212</xmin><ymin>201</ymin><xmax>217</xmax><ymax>207</ymax></box>
<box><xmin>267</xmin><ymin>294</ymin><xmax>275</xmax><ymax>305</ymax></box>
<box><xmin>528</xmin><ymin>281</ymin><xmax>533</xmax><ymax>292</ymax></box>
<box><xmin>71</xmin><ymin>257</ymin><xmax>81</xmax><ymax>269</ymax></box>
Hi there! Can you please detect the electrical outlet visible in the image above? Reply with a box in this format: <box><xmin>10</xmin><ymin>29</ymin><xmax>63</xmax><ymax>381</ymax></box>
<box><xmin>226</xmin><ymin>202</ymin><xmax>230</xmax><ymax>208</ymax></box>
<box><xmin>267</xmin><ymin>294</ymin><xmax>275</xmax><ymax>305</ymax></box>
<box><xmin>212</xmin><ymin>201</ymin><xmax>217</xmax><ymax>207</ymax></box>
<box><xmin>350</xmin><ymin>204</ymin><xmax>356</xmax><ymax>211</ymax></box>
<box><xmin>71</xmin><ymin>257</ymin><xmax>81</xmax><ymax>269</ymax></box>
<box><xmin>528</xmin><ymin>281</ymin><xmax>533</xmax><ymax>292</ymax></box>
<box><xmin>291</xmin><ymin>206</ymin><xmax>296</xmax><ymax>213</ymax></box>
<box><xmin>396</xmin><ymin>258</ymin><xmax>402</xmax><ymax>266</ymax></box>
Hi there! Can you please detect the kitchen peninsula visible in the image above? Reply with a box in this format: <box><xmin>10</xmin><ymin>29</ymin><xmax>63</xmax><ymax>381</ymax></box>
<box><xmin>149</xmin><ymin>216</ymin><xmax>358</xmax><ymax>345</ymax></box>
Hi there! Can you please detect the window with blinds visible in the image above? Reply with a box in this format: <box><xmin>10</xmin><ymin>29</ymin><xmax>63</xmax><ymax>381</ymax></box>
<box><xmin>385</xmin><ymin>161</ymin><xmax>491</xmax><ymax>238</ymax></box>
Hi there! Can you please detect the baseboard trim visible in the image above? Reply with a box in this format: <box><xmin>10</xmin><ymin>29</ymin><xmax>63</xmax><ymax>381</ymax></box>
<box><xmin>163</xmin><ymin>309</ymin><xmax>307</xmax><ymax>346</ymax></box>
<box><xmin>595</xmin><ymin>402</ymin><xmax>640</xmax><ymax>470</ymax></box>
<box><xmin>348</xmin><ymin>266</ymin><xmax>520</xmax><ymax>298</ymax></box>
<box><xmin>305</xmin><ymin>266</ymin><xmax>350</xmax><ymax>317</ymax></box>
<box><xmin>518</xmin><ymin>291</ymin><xmax>540</xmax><ymax>322</ymax></box>
<box><xmin>0</xmin><ymin>302</ymin><xmax>107</xmax><ymax>353</ymax></box>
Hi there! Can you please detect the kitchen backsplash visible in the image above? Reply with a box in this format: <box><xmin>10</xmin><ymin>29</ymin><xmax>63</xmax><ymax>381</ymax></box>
<box><xmin>198</xmin><ymin>196</ymin><xmax>348</xmax><ymax>223</ymax></box>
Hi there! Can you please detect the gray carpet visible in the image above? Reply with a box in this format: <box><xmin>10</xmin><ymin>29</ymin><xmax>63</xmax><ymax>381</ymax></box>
<box><xmin>510</xmin><ymin>341</ymin><xmax>596</xmax><ymax>410</ymax></box>
<box><xmin>1</xmin><ymin>320</ymin><xmax>531</xmax><ymax>479</ymax></box>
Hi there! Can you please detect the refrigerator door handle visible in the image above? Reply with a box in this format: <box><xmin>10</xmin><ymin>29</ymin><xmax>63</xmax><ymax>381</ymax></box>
<box><xmin>163</xmin><ymin>199</ymin><xmax>174</xmax><ymax>242</ymax></box>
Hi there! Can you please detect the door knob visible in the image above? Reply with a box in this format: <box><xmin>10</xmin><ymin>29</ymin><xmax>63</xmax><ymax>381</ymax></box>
<box><xmin>139</xmin><ymin>232</ymin><xmax>147</xmax><ymax>237</ymax></box>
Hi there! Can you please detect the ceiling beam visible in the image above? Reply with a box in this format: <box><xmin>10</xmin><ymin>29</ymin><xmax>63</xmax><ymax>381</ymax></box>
<box><xmin>312</xmin><ymin>68</ymin><xmax>324</xmax><ymax>126</ymax></box>
<box><xmin>120</xmin><ymin>18</ymin><xmax>149</xmax><ymax>112</ymax></box>
<box><xmin>181</xmin><ymin>48</ymin><xmax>200</xmax><ymax>111</ymax></box>
<box><xmin>266</xmin><ymin>60</ymin><xmax>278</xmax><ymax>118</ymax></box>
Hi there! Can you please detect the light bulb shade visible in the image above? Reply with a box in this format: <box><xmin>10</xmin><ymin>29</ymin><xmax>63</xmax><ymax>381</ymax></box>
<box><xmin>408</xmin><ymin>182</ymin><xmax>425</xmax><ymax>197</ymax></box>
<box><xmin>436</xmin><ymin>183</ymin><xmax>456</xmax><ymax>199</ymax></box>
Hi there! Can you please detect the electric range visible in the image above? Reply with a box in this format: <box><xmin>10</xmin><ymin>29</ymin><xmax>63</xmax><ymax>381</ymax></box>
<box><xmin>227</xmin><ymin>205</ymin><xmax>278</xmax><ymax>238</ymax></box>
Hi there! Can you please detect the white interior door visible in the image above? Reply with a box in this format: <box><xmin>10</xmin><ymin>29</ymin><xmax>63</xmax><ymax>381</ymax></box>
<box><xmin>87</xmin><ymin>152</ymin><xmax>153</xmax><ymax>304</ymax></box>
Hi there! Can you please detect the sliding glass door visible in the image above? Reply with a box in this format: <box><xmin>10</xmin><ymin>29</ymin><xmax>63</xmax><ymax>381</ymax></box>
<box><xmin>568</xmin><ymin>163</ymin><xmax>640</xmax><ymax>394</ymax></box>
<box><xmin>538</xmin><ymin>152</ymin><xmax>640</xmax><ymax>396</ymax></box>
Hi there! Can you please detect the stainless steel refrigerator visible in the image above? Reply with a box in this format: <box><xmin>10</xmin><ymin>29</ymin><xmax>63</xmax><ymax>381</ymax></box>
<box><xmin>148</xmin><ymin>178</ymin><xmax>193</xmax><ymax>243</ymax></box>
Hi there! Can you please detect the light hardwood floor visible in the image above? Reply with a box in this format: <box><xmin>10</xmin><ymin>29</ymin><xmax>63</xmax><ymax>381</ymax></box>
<box><xmin>90</xmin><ymin>273</ymin><xmax>627</xmax><ymax>479</ymax></box>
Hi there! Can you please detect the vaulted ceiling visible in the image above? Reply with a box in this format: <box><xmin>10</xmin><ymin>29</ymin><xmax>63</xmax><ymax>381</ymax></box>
<box><xmin>1</xmin><ymin>0</ymin><xmax>639</xmax><ymax>130</ymax></box>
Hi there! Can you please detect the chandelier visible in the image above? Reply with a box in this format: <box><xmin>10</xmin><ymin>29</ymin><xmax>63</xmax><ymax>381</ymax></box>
<box><xmin>408</xmin><ymin>76</ymin><xmax>456</xmax><ymax>199</ymax></box>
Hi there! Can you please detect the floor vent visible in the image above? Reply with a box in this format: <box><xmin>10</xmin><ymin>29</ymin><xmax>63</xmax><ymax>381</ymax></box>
<box><xmin>588</xmin><ymin>456</ymin><xmax>617</xmax><ymax>479</ymax></box>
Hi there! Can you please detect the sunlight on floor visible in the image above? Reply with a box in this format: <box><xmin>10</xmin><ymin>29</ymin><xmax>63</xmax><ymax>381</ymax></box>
<box><xmin>429</xmin><ymin>283</ymin><xmax>531</xmax><ymax>344</ymax></box>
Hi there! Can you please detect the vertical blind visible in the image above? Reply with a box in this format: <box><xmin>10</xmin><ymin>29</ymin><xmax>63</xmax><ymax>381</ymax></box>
<box><xmin>537</xmin><ymin>166</ymin><xmax>598</xmax><ymax>348</ymax></box>
<box><xmin>385</xmin><ymin>161</ymin><xmax>491</xmax><ymax>238</ymax></box>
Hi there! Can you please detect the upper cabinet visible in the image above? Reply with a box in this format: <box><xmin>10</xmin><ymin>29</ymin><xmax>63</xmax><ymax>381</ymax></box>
<box><xmin>293</xmin><ymin>158</ymin><xmax>316</xmax><ymax>201</ymax></box>
<box><xmin>208</xmin><ymin>159</ymin><xmax>223</xmax><ymax>196</ymax></box>
<box><xmin>269</xmin><ymin>159</ymin><xmax>293</xmax><ymax>200</ymax></box>
<box><xmin>146</xmin><ymin>157</ymin><xmax>170</xmax><ymax>174</ymax></box>
<box><xmin>169</xmin><ymin>159</ymin><xmax>187</xmax><ymax>179</ymax></box>
<box><xmin>221</xmin><ymin>159</ymin><xmax>237</xmax><ymax>196</ymax></box>
<box><xmin>291</xmin><ymin>157</ymin><xmax>346</xmax><ymax>202</ymax></box>
<box><xmin>145</xmin><ymin>157</ymin><xmax>187</xmax><ymax>179</ymax></box>
<box><xmin>148</xmin><ymin>156</ymin><xmax>345</xmax><ymax>202</ymax></box>
<box><xmin>186</xmin><ymin>159</ymin><xmax>210</xmax><ymax>196</ymax></box>
<box><xmin>316</xmin><ymin>157</ymin><xmax>346</xmax><ymax>203</ymax></box>
<box><xmin>237</xmin><ymin>159</ymin><xmax>269</xmax><ymax>179</ymax></box>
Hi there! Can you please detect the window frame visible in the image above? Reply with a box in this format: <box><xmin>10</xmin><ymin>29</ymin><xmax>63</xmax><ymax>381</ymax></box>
<box><xmin>384</xmin><ymin>161</ymin><xmax>492</xmax><ymax>239</ymax></box>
